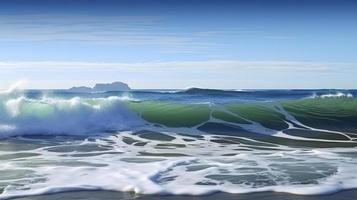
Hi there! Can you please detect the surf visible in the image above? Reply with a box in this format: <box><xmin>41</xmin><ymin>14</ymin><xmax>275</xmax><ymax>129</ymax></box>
<box><xmin>0</xmin><ymin>94</ymin><xmax>144</xmax><ymax>137</ymax></box>
<box><xmin>1</xmin><ymin>85</ymin><xmax>357</xmax><ymax>199</ymax></box>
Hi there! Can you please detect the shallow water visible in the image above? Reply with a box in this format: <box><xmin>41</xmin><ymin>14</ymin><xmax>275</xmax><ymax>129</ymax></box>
<box><xmin>1</xmin><ymin>89</ymin><xmax>357</xmax><ymax>199</ymax></box>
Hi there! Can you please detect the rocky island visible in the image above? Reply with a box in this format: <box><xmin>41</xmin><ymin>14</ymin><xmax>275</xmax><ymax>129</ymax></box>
<box><xmin>68</xmin><ymin>82</ymin><xmax>131</xmax><ymax>93</ymax></box>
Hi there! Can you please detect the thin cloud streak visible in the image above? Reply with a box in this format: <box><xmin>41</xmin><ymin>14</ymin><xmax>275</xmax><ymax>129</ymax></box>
<box><xmin>0</xmin><ymin>14</ymin><xmax>223</xmax><ymax>50</ymax></box>
<box><xmin>0</xmin><ymin>14</ymin><xmax>284</xmax><ymax>54</ymax></box>
<box><xmin>0</xmin><ymin>60</ymin><xmax>354</xmax><ymax>72</ymax></box>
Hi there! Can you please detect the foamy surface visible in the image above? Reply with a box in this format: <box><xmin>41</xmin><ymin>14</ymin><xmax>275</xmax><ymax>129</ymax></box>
<box><xmin>1</xmin><ymin>84</ymin><xmax>357</xmax><ymax>199</ymax></box>
<box><xmin>1</xmin><ymin>132</ymin><xmax>357</xmax><ymax>199</ymax></box>
<box><xmin>11</xmin><ymin>188</ymin><xmax>357</xmax><ymax>200</ymax></box>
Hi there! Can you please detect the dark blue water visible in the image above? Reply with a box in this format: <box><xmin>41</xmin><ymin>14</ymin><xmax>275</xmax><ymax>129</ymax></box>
<box><xmin>23</xmin><ymin>88</ymin><xmax>357</xmax><ymax>103</ymax></box>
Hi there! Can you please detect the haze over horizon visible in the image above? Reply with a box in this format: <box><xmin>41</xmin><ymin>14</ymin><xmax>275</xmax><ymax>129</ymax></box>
<box><xmin>0</xmin><ymin>0</ymin><xmax>356</xmax><ymax>89</ymax></box>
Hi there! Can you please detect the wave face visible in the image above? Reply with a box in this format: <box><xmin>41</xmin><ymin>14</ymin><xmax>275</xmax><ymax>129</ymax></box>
<box><xmin>0</xmin><ymin>94</ymin><xmax>144</xmax><ymax>137</ymax></box>
<box><xmin>1</xmin><ymin>88</ymin><xmax>357</xmax><ymax>199</ymax></box>
<box><xmin>127</xmin><ymin>97</ymin><xmax>357</xmax><ymax>147</ymax></box>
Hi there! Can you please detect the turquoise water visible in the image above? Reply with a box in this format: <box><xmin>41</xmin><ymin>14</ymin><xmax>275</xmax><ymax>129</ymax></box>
<box><xmin>1</xmin><ymin>88</ymin><xmax>357</xmax><ymax>199</ymax></box>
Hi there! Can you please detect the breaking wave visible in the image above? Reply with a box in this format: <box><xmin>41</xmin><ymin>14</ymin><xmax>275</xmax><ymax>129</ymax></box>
<box><xmin>0</xmin><ymin>90</ymin><xmax>356</xmax><ymax>148</ymax></box>
<box><xmin>310</xmin><ymin>92</ymin><xmax>353</xmax><ymax>98</ymax></box>
<box><xmin>0</xmin><ymin>94</ymin><xmax>144</xmax><ymax>138</ymax></box>
<box><xmin>1</xmin><ymin>83</ymin><xmax>357</xmax><ymax>199</ymax></box>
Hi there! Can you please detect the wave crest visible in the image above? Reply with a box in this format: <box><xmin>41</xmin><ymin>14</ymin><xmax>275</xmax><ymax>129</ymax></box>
<box><xmin>310</xmin><ymin>92</ymin><xmax>353</xmax><ymax>99</ymax></box>
<box><xmin>0</xmin><ymin>95</ymin><xmax>144</xmax><ymax>137</ymax></box>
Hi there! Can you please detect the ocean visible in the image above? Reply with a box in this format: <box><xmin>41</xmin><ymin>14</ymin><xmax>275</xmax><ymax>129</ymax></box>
<box><xmin>1</xmin><ymin>88</ymin><xmax>357</xmax><ymax>199</ymax></box>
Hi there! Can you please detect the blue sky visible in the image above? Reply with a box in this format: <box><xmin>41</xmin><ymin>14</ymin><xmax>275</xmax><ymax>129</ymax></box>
<box><xmin>0</xmin><ymin>0</ymin><xmax>356</xmax><ymax>89</ymax></box>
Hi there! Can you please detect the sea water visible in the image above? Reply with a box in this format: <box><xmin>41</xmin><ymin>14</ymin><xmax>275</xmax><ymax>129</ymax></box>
<box><xmin>1</xmin><ymin>87</ymin><xmax>357</xmax><ymax>199</ymax></box>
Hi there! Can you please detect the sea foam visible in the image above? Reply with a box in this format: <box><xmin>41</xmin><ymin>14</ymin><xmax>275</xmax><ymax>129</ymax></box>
<box><xmin>310</xmin><ymin>92</ymin><xmax>353</xmax><ymax>99</ymax></box>
<box><xmin>1</xmin><ymin>132</ymin><xmax>357</xmax><ymax>199</ymax></box>
<box><xmin>0</xmin><ymin>93</ymin><xmax>144</xmax><ymax>137</ymax></box>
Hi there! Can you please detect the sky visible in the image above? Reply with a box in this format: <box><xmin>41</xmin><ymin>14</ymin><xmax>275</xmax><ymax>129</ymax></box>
<box><xmin>0</xmin><ymin>0</ymin><xmax>356</xmax><ymax>89</ymax></box>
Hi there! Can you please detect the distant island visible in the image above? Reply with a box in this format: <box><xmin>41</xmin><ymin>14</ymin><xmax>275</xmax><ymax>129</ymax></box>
<box><xmin>68</xmin><ymin>81</ymin><xmax>131</xmax><ymax>92</ymax></box>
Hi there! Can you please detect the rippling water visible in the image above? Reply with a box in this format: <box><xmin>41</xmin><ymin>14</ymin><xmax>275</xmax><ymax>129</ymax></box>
<box><xmin>1</xmin><ymin>88</ymin><xmax>357</xmax><ymax>199</ymax></box>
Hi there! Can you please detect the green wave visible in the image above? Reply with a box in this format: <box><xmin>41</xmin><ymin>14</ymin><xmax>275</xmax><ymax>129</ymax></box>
<box><xmin>128</xmin><ymin>101</ymin><xmax>211</xmax><ymax>127</ymax></box>
<box><xmin>282</xmin><ymin>97</ymin><xmax>357</xmax><ymax>134</ymax></box>
<box><xmin>127</xmin><ymin>98</ymin><xmax>357</xmax><ymax>147</ymax></box>
<box><xmin>127</xmin><ymin>101</ymin><xmax>287</xmax><ymax>129</ymax></box>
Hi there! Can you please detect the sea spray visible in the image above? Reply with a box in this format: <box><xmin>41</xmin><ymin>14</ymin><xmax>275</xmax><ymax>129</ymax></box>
<box><xmin>0</xmin><ymin>95</ymin><xmax>144</xmax><ymax>137</ymax></box>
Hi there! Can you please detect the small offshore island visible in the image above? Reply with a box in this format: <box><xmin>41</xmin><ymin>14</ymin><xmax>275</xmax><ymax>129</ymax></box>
<box><xmin>68</xmin><ymin>81</ymin><xmax>131</xmax><ymax>93</ymax></box>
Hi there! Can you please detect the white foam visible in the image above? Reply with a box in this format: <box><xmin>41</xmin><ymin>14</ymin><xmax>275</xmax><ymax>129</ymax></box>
<box><xmin>310</xmin><ymin>92</ymin><xmax>353</xmax><ymax>99</ymax></box>
<box><xmin>1</xmin><ymin>133</ymin><xmax>357</xmax><ymax>199</ymax></box>
<box><xmin>0</xmin><ymin>95</ymin><xmax>144</xmax><ymax>137</ymax></box>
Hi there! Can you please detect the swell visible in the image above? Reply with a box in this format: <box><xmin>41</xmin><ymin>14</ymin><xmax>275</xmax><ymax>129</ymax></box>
<box><xmin>127</xmin><ymin>97</ymin><xmax>357</xmax><ymax>147</ymax></box>
<box><xmin>128</xmin><ymin>97</ymin><xmax>357</xmax><ymax>128</ymax></box>
<box><xmin>177</xmin><ymin>87</ymin><xmax>356</xmax><ymax>96</ymax></box>
<box><xmin>1</xmin><ymin>92</ymin><xmax>357</xmax><ymax>147</ymax></box>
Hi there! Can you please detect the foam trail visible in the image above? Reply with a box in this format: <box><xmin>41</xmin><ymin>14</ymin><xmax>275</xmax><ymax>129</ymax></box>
<box><xmin>1</xmin><ymin>133</ymin><xmax>357</xmax><ymax>199</ymax></box>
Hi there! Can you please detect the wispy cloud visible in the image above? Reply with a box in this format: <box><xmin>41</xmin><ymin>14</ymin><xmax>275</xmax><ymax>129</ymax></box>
<box><xmin>0</xmin><ymin>14</ymin><xmax>293</xmax><ymax>54</ymax></box>
<box><xmin>0</xmin><ymin>60</ymin><xmax>354</xmax><ymax>72</ymax></box>
<box><xmin>0</xmin><ymin>14</ymin><xmax>224</xmax><ymax>53</ymax></box>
